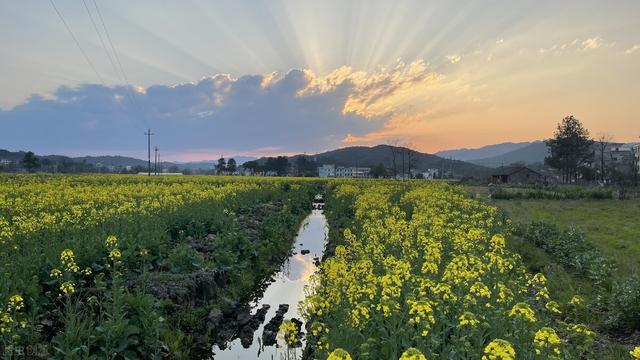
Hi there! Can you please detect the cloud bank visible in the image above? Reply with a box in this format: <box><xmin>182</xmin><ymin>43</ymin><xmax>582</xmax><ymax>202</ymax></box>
<box><xmin>0</xmin><ymin>63</ymin><xmax>436</xmax><ymax>157</ymax></box>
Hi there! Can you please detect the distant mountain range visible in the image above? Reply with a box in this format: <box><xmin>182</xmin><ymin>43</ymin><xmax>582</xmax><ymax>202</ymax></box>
<box><xmin>3</xmin><ymin>140</ymin><xmax>554</xmax><ymax>176</ymax></box>
<box><xmin>435</xmin><ymin>142</ymin><xmax>533</xmax><ymax>161</ymax></box>
<box><xmin>436</xmin><ymin>141</ymin><xmax>549</xmax><ymax>168</ymax></box>
<box><xmin>0</xmin><ymin>149</ymin><xmax>256</xmax><ymax>170</ymax></box>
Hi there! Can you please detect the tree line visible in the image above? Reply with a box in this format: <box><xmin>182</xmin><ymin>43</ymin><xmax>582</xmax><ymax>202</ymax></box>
<box><xmin>545</xmin><ymin>115</ymin><xmax>638</xmax><ymax>186</ymax></box>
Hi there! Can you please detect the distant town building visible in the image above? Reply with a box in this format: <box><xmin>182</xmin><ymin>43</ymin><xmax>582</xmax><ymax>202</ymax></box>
<box><xmin>318</xmin><ymin>164</ymin><xmax>335</xmax><ymax>178</ymax></box>
<box><xmin>137</xmin><ymin>172</ymin><xmax>183</xmax><ymax>176</ymax></box>
<box><xmin>0</xmin><ymin>159</ymin><xmax>12</xmax><ymax>166</ymax></box>
<box><xmin>422</xmin><ymin>169</ymin><xmax>439</xmax><ymax>180</ymax></box>
<box><xmin>318</xmin><ymin>164</ymin><xmax>370</xmax><ymax>178</ymax></box>
<box><xmin>491</xmin><ymin>166</ymin><xmax>543</xmax><ymax>184</ymax></box>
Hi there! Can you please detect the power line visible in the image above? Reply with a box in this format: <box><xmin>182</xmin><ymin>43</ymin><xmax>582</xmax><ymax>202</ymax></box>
<box><xmin>91</xmin><ymin>0</ymin><xmax>149</xmax><ymax>129</ymax></box>
<box><xmin>49</xmin><ymin>0</ymin><xmax>105</xmax><ymax>84</ymax></box>
<box><xmin>92</xmin><ymin>1</ymin><xmax>141</xmax><ymax>106</ymax></box>
<box><xmin>82</xmin><ymin>0</ymin><xmax>119</xmax><ymax>83</ymax></box>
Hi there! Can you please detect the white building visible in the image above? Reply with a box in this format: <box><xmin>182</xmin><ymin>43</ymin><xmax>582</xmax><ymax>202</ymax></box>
<box><xmin>319</xmin><ymin>164</ymin><xmax>335</xmax><ymax>178</ymax></box>
<box><xmin>318</xmin><ymin>164</ymin><xmax>370</xmax><ymax>178</ymax></box>
<box><xmin>422</xmin><ymin>168</ymin><xmax>439</xmax><ymax>179</ymax></box>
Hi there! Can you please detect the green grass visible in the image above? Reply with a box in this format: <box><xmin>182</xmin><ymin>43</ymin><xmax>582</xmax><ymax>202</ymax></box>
<box><xmin>467</xmin><ymin>188</ymin><xmax>640</xmax><ymax>358</ymax></box>
<box><xmin>494</xmin><ymin>199</ymin><xmax>640</xmax><ymax>276</ymax></box>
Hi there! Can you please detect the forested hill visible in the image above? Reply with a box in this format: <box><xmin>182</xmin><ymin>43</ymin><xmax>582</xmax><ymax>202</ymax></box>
<box><xmin>296</xmin><ymin>145</ymin><xmax>491</xmax><ymax>178</ymax></box>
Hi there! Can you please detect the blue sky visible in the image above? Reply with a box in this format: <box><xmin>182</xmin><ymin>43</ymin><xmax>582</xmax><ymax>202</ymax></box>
<box><xmin>1</xmin><ymin>1</ymin><xmax>639</xmax><ymax>160</ymax></box>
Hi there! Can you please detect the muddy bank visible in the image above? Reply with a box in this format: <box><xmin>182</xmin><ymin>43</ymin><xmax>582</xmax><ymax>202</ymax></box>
<box><xmin>136</xmin><ymin>195</ymin><xmax>313</xmax><ymax>358</ymax></box>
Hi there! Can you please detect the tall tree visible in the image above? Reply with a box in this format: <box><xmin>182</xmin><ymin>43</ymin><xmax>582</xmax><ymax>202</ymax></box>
<box><xmin>274</xmin><ymin>156</ymin><xmax>290</xmax><ymax>176</ymax></box>
<box><xmin>22</xmin><ymin>151</ymin><xmax>40</xmax><ymax>172</ymax></box>
<box><xmin>215</xmin><ymin>157</ymin><xmax>226</xmax><ymax>174</ymax></box>
<box><xmin>595</xmin><ymin>133</ymin><xmax>613</xmax><ymax>182</ymax></box>
<box><xmin>242</xmin><ymin>160</ymin><xmax>261</xmax><ymax>174</ymax></box>
<box><xmin>370</xmin><ymin>163</ymin><xmax>387</xmax><ymax>178</ymax></box>
<box><xmin>226</xmin><ymin>158</ymin><xmax>237</xmax><ymax>174</ymax></box>
<box><xmin>294</xmin><ymin>156</ymin><xmax>317</xmax><ymax>177</ymax></box>
<box><xmin>545</xmin><ymin>115</ymin><xmax>593</xmax><ymax>183</ymax></box>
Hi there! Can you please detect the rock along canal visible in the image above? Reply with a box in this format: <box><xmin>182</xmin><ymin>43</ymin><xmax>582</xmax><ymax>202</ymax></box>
<box><xmin>212</xmin><ymin>197</ymin><xmax>328</xmax><ymax>359</ymax></box>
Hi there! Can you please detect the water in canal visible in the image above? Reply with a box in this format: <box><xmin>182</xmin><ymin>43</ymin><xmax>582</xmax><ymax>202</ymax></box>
<box><xmin>212</xmin><ymin>208</ymin><xmax>328</xmax><ymax>359</ymax></box>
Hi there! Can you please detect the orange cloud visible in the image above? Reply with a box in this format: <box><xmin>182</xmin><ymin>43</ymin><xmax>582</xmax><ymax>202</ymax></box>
<box><xmin>299</xmin><ymin>60</ymin><xmax>443</xmax><ymax>119</ymax></box>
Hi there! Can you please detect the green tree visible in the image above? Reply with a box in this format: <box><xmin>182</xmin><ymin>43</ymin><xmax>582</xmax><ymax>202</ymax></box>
<box><xmin>215</xmin><ymin>157</ymin><xmax>226</xmax><ymax>174</ymax></box>
<box><xmin>545</xmin><ymin>115</ymin><xmax>593</xmax><ymax>183</ymax></box>
<box><xmin>370</xmin><ymin>163</ymin><xmax>387</xmax><ymax>178</ymax></box>
<box><xmin>22</xmin><ymin>151</ymin><xmax>40</xmax><ymax>172</ymax></box>
<box><xmin>265</xmin><ymin>156</ymin><xmax>290</xmax><ymax>176</ymax></box>
<box><xmin>242</xmin><ymin>160</ymin><xmax>261</xmax><ymax>174</ymax></box>
<box><xmin>295</xmin><ymin>156</ymin><xmax>318</xmax><ymax>176</ymax></box>
<box><xmin>226</xmin><ymin>158</ymin><xmax>237</xmax><ymax>173</ymax></box>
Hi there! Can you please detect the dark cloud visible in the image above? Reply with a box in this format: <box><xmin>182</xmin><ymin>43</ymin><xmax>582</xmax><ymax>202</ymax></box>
<box><xmin>0</xmin><ymin>70</ymin><xmax>385</xmax><ymax>156</ymax></box>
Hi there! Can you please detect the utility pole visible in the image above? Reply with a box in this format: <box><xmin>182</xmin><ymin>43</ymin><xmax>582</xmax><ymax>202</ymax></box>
<box><xmin>144</xmin><ymin>128</ymin><xmax>154</xmax><ymax>176</ymax></box>
<box><xmin>154</xmin><ymin>146</ymin><xmax>158</xmax><ymax>175</ymax></box>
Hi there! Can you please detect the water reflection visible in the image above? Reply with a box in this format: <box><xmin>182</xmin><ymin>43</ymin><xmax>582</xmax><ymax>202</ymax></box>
<box><xmin>212</xmin><ymin>209</ymin><xmax>327</xmax><ymax>359</ymax></box>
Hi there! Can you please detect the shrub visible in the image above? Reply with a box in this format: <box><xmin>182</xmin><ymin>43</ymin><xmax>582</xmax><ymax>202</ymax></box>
<box><xmin>165</xmin><ymin>245</ymin><xmax>205</xmax><ymax>274</ymax></box>
<box><xmin>607</xmin><ymin>276</ymin><xmax>640</xmax><ymax>330</ymax></box>
<box><xmin>518</xmin><ymin>222</ymin><xmax>615</xmax><ymax>286</ymax></box>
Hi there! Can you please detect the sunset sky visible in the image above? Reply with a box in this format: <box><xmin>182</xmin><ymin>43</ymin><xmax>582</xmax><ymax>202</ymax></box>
<box><xmin>1</xmin><ymin>0</ymin><xmax>639</xmax><ymax>160</ymax></box>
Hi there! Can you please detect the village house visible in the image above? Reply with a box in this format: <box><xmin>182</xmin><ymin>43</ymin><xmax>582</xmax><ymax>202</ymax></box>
<box><xmin>592</xmin><ymin>142</ymin><xmax>638</xmax><ymax>178</ymax></box>
<box><xmin>490</xmin><ymin>166</ymin><xmax>543</xmax><ymax>184</ymax></box>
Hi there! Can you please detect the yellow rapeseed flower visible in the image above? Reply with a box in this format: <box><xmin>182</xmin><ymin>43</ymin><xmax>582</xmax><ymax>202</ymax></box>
<box><xmin>109</xmin><ymin>249</ymin><xmax>122</xmax><ymax>261</ymax></box>
<box><xmin>630</xmin><ymin>346</ymin><xmax>640</xmax><ymax>359</ymax></box>
<box><xmin>569</xmin><ymin>323</ymin><xmax>594</xmax><ymax>338</ymax></box>
<box><xmin>482</xmin><ymin>339</ymin><xmax>516</xmax><ymax>360</ymax></box>
<box><xmin>60</xmin><ymin>248</ymin><xmax>79</xmax><ymax>273</ymax></box>
<box><xmin>458</xmin><ymin>311</ymin><xmax>480</xmax><ymax>327</ymax></box>
<box><xmin>545</xmin><ymin>300</ymin><xmax>562</xmax><ymax>314</ymax></box>
<box><xmin>0</xmin><ymin>311</ymin><xmax>13</xmax><ymax>334</ymax></box>
<box><xmin>60</xmin><ymin>281</ymin><xmax>75</xmax><ymax>295</ymax></box>
<box><xmin>408</xmin><ymin>299</ymin><xmax>436</xmax><ymax>336</ymax></box>
<box><xmin>7</xmin><ymin>294</ymin><xmax>24</xmax><ymax>312</ymax></box>
<box><xmin>533</xmin><ymin>327</ymin><xmax>562</xmax><ymax>356</ymax></box>
<box><xmin>106</xmin><ymin>235</ymin><xmax>118</xmax><ymax>248</ymax></box>
<box><xmin>278</xmin><ymin>319</ymin><xmax>299</xmax><ymax>347</ymax></box>
<box><xmin>399</xmin><ymin>347</ymin><xmax>428</xmax><ymax>360</ymax></box>
<box><xmin>569</xmin><ymin>295</ymin><xmax>584</xmax><ymax>307</ymax></box>
<box><xmin>508</xmin><ymin>302</ymin><xmax>537</xmax><ymax>323</ymax></box>
<box><xmin>327</xmin><ymin>349</ymin><xmax>352</xmax><ymax>360</ymax></box>
<box><xmin>50</xmin><ymin>268</ymin><xmax>63</xmax><ymax>278</ymax></box>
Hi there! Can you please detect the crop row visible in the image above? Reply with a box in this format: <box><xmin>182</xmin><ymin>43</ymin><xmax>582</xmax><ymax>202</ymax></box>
<box><xmin>301</xmin><ymin>182</ymin><xmax>598</xmax><ymax>359</ymax></box>
<box><xmin>0</xmin><ymin>174</ymin><xmax>318</xmax><ymax>357</ymax></box>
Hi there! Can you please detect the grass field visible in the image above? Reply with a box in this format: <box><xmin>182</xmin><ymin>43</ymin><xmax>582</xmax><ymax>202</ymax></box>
<box><xmin>494</xmin><ymin>199</ymin><xmax>640</xmax><ymax>276</ymax></box>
